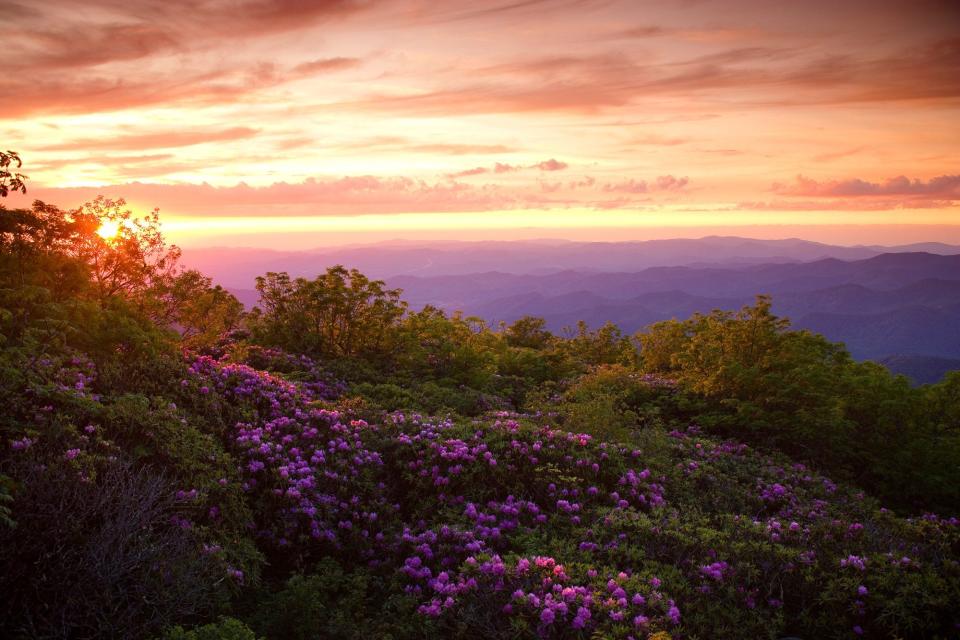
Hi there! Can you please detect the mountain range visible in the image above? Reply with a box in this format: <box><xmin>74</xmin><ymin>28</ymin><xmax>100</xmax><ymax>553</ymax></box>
<box><xmin>182</xmin><ymin>236</ymin><xmax>960</xmax><ymax>286</ymax></box>
<box><xmin>181</xmin><ymin>238</ymin><xmax>960</xmax><ymax>384</ymax></box>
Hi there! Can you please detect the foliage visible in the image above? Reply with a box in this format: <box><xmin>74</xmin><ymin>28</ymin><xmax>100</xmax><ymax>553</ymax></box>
<box><xmin>636</xmin><ymin>296</ymin><xmax>960</xmax><ymax>513</ymax></box>
<box><xmin>163</xmin><ymin>618</ymin><xmax>260</xmax><ymax>640</ymax></box>
<box><xmin>0</xmin><ymin>196</ymin><xmax>242</xmax><ymax>347</ymax></box>
<box><xmin>560</xmin><ymin>320</ymin><xmax>637</xmax><ymax>368</ymax></box>
<box><xmin>0</xmin><ymin>149</ymin><xmax>27</xmax><ymax>197</ymax></box>
<box><xmin>249</xmin><ymin>561</ymin><xmax>422</xmax><ymax>640</ymax></box>
<box><xmin>0</xmin><ymin>473</ymin><xmax>14</xmax><ymax>528</ymax></box>
<box><xmin>541</xmin><ymin>364</ymin><xmax>666</xmax><ymax>440</ymax></box>
<box><xmin>504</xmin><ymin>315</ymin><xmax>553</xmax><ymax>350</ymax></box>
<box><xmin>395</xmin><ymin>305</ymin><xmax>497</xmax><ymax>388</ymax></box>
<box><xmin>249</xmin><ymin>267</ymin><xmax>406</xmax><ymax>359</ymax></box>
<box><xmin>163</xmin><ymin>269</ymin><xmax>245</xmax><ymax>350</ymax></box>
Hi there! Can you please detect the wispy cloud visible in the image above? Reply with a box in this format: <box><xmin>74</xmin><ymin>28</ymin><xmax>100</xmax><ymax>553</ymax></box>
<box><xmin>445</xmin><ymin>159</ymin><xmax>567</xmax><ymax>178</ymax></box>
<box><xmin>812</xmin><ymin>147</ymin><xmax>867</xmax><ymax>162</ymax></box>
<box><xmin>293</xmin><ymin>57</ymin><xmax>363</xmax><ymax>76</ymax></box>
<box><xmin>39</xmin><ymin>127</ymin><xmax>260</xmax><ymax>152</ymax></box>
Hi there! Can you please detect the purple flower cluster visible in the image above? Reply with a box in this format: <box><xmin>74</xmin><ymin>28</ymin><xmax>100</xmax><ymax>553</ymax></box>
<box><xmin>840</xmin><ymin>555</ymin><xmax>867</xmax><ymax>571</ymax></box>
<box><xmin>699</xmin><ymin>561</ymin><xmax>730</xmax><ymax>582</ymax></box>
<box><xmin>222</xmin><ymin>345</ymin><xmax>345</xmax><ymax>400</ymax></box>
<box><xmin>186</xmin><ymin>357</ymin><xmax>390</xmax><ymax>550</ymax></box>
<box><xmin>413</xmin><ymin>554</ymin><xmax>680</xmax><ymax>635</ymax></box>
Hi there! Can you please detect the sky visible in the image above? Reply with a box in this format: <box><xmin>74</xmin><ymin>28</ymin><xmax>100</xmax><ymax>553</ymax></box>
<box><xmin>2</xmin><ymin>0</ymin><xmax>959</xmax><ymax>248</ymax></box>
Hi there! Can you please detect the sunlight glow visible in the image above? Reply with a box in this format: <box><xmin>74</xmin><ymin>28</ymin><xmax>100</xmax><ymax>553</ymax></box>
<box><xmin>96</xmin><ymin>220</ymin><xmax>121</xmax><ymax>240</ymax></box>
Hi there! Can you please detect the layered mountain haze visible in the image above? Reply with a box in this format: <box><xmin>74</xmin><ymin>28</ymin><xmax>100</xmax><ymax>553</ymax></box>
<box><xmin>182</xmin><ymin>237</ymin><xmax>960</xmax><ymax>285</ymax></box>
<box><xmin>182</xmin><ymin>239</ymin><xmax>960</xmax><ymax>383</ymax></box>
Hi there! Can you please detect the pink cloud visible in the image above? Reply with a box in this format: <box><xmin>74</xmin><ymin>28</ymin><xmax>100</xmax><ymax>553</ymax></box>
<box><xmin>773</xmin><ymin>174</ymin><xmax>960</xmax><ymax>198</ymax></box>
<box><xmin>407</xmin><ymin>143</ymin><xmax>516</xmax><ymax>155</ymax></box>
<box><xmin>617</xmin><ymin>25</ymin><xmax>770</xmax><ymax>44</ymax></box>
<box><xmin>31</xmin><ymin>154</ymin><xmax>176</xmax><ymax>169</ymax></box>
<box><xmin>0</xmin><ymin>68</ymin><xmax>285</xmax><ymax>118</ymax></box>
<box><xmin>602</xmin><ymin>175</ymin><xmax>688</xmax><ymax>194</ymax></box>
<box><xmin>603</xmin><ymin>179</ymin><xmax>648</xmax><ymax>194</ymax></box>
<box><xmin>700</xmin><ymin>148</ymin><xmax>744</xmax><ymax>156</ymax></box>
<box><xmin>655</xmin><ymin>175</ymin><xmax>689</xmax><ymax>191</ymax></box>
<box><xmin>446</xmin><ymin>160</ymin><xmax>565</xmax><ymax>178</ymax></box>
<box><xmin>21</xmin><ymin>176</ymin><xmax>515</xmax><ymax>217</ymax></box>
<box><xmin>9</xmin><ymin>0</ymin><xmax>365</xmax><ymax>73</ymax></box>
<box><xmin>812</xmin><ymin>146</ymin><xmax>867</xmax><ymax>162</ymax></box>
<box><xmin>447</xmin><ymin>167</ymin><xmax>491</xmax><ymax>178</ymax></box>
<box><xmin>568</xmin><ymin>176</ymin><xmax>596</xmax><ymax>189</ymax></box>
<box><xmin>533</xmin><ymin>158</ymin><xmax>568</xmax><ymax>171</ymax></box>
<box><xmin>338</xmin><ymin>36</ymin><xmax>960</xmax><ymax>118</ymax></box>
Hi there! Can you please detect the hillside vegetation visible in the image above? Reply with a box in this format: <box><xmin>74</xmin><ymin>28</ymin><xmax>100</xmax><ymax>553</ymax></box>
<box><xmin>1</xmin><ymin>175</ymin><xmax>958</xmax><ymax>638</ymax></box>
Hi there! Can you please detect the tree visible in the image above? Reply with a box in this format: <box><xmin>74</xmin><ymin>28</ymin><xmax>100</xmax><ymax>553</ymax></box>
<box><xmin>73</xmin><ymin>196</ymin><xmax>182</xmax><ymax>309</ymax></box>
<box><xmin>396</xmin><ymin>306</ymin><xmax>496</xmax><ymax>387</ymax></box>
<box><xmin>156</xmin><ymin>270</ymin><xmax>244</xmax><ymax>350</ymax></box>
<box><xmin>638</xmin><ymin>298</ymin><xmax>851</xmax><ymax>447</ymax></box>
<box><xmin>503</xmin><ymin>316</ymin><xmax>553</xmax><ymax>350</ymax></box>
<box><xmin>561</xmin><ymin>320</ymin><xmax>635</xmax><ymax>369</ymax></box>
<box><xmin>0</xmin><ymin>150</ymin><xmax>27</xmax><ymax>198</ymax></box>
<box><xmin>0</xmin><ymin>192</ymin><xmax>231</xmax><ymax>353</ymax></box>
<box><xmin>249</xmin><ymin>266</ymin><xmax>406</xmax><ymax>359</ymax></box>
<box><xmin>1</xmin><ymin>196</ymin><xmax>182</xmax><ymax>310</ymax></box>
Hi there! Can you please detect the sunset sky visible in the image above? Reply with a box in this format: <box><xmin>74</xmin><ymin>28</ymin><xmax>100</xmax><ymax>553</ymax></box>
<box><xmin>3</xmin><ymin>0</ymin><xmax>958</xmax><ymax>247</ymax></box>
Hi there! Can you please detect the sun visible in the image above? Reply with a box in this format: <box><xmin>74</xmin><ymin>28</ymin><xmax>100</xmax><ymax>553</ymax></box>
<box><xmin>96</xmin><ymin>220</ymin><xmax>121</xmax><ymax>240</ymax></box>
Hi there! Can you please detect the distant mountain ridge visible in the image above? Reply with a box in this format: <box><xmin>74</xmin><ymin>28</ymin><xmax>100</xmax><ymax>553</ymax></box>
<box><xmin>211</xmin><ymin>243</ymin><xmax>960</xmax><ymax>384</ymax></box>
<box><xmin>183</xmin><ymin>236</ymin><xmax>960</xmax><ymax>288</ymax></box>
<box><xmin>381</xmin><ymin>253</ymin><xmax>960</xmax><ymax>382</ymax></box>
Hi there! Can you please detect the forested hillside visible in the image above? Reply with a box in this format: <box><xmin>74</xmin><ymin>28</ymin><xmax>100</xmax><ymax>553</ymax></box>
<box><xmin>2</xmin><ymin>164</ymin><xmax>958</xmax><ymax>639</ymax></box>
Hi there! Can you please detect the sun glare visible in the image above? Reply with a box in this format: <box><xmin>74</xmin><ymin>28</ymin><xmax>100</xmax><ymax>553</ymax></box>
<box><xmin>95</xmin><ymin>220</ymin><xmax>121</xmax><ymax>240</ymax></box>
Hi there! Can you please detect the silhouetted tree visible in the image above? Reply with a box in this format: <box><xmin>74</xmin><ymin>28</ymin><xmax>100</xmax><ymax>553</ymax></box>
<box><xmin>0</xmin><ymin>150</ymin><xmax>27</xmax><ymax>198</ymax></box>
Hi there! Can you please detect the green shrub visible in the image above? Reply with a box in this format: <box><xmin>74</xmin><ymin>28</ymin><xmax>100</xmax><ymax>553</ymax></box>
<box><xmin>163</xmin><ymin>617</ymin><xmax>260</xmax><ymax>640</ymax></box>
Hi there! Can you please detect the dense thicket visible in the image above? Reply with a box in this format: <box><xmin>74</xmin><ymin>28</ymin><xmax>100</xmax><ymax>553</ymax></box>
<box><xmin>1</xmin><ymin>159</ymin><xmax>958</xmax><ymax>639</ymax></box>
